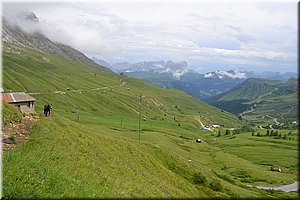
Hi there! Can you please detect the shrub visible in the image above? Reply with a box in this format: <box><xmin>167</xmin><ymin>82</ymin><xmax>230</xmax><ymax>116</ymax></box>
<box><xmin>192</xmin><ymin>172</ymin><xmax>207</xmax><ymax>185</ymax></box>
<box><xmin>283</xmin><ymin>134</ymin><xmax>287</xmax><ymax>140</ymax></box>
<box><xmin>210</xmin><ymin>179</ymin><xmax>223</xmax><ymax>191</ymax></box>
<box><xmin>225</xmin><ymin>130</ymin><xmax>230</xmax><ymax>135</ymax></box>
<box><xmin>240</xmin><ymin>125</ymin><xmax>254</xmax><ymax>133</ymax></box>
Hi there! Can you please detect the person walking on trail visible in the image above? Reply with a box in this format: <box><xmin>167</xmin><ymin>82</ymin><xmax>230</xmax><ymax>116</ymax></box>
<box><xmin>43</xmin><ymin>104</ymin><xmax>47</xmax><ymax>116</ymax></box>
<box><xmin>46</xmin><ymin>104</ymin><xmax>52</xmax><ymax>116</ymax></box>
<box><xmin>43</xmin><ymin>104</ymin><xmax>52</xmax><ymax>116</ymax></box>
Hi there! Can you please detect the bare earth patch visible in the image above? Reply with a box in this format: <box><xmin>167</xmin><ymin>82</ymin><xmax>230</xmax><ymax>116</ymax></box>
<box><xmin>2</xmin><ymin>115</ymin><xmax>39</xmax><ymax>151</ymax></box>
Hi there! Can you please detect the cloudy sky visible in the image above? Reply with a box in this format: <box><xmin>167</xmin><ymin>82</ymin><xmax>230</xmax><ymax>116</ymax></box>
<box><xmin>3</xmin><ymin>0</ymin><xmax>298</xmax><ymax>73</ymax></box>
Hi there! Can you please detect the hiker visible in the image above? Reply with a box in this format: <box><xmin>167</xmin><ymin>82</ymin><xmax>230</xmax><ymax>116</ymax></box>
<box><xmin>43</xmin><ymin>104</ymin><xmax>47</xmax><ymax>116</ymax></box>
<box><xmin>46</xmin><ymin>104</ymin><xmax>52</xmax><ymax>116</ymax></box>
<box><xmin>43</xmin><ymin>104</ymin><xmax>52</xmax><ymax>116</ymax></box>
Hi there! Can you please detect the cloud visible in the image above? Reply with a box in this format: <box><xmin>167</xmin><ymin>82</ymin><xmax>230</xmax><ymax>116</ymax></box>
<box><xmin>2</xmin><ymin>1</ymin><xmax>297</xmax><ymax>72</ymax></box>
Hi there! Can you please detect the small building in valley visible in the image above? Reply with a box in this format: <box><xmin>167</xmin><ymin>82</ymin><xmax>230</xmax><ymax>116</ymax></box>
<box><xmin>2</xmin><ymin>92</ymin><xmax>35</xmax><ymax>113</ymax></box>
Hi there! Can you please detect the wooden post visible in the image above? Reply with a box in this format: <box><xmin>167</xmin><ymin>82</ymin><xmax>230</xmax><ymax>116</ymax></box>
<box><xmin>138</xmin><ymin>94</ymin><xmax>142</xmax><ymax>141</ymax></box>
<box><xmin>76</xmin><ymin>109</ymin><xmax>80</xmax><ymax>121</ymax></box>
<box><xmin>188</xmin><ymin>138</ymin><xmax>192</xmax><ymax>161</ymax></box>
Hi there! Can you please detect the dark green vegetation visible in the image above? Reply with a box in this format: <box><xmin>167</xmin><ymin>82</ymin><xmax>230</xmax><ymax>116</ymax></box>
<box><xmin>2</xmin><ymin>44</ymin><xmax>298</xmax><ymax>198</ymax></box>
<box><xmin>207</xmin><ymin>78</ymin><xmax>298</xmax><ymax>125</ymax></box>
<box><xmin>125</xmin><ymin>71</ymin><xmax>244</xmax><ymax>100</ymax></box>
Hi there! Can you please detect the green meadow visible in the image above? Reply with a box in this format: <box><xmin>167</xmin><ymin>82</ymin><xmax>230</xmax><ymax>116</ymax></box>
<box><xmin>2</xmin><ymin>44</ymin><xmax>298</xmax><ymax>198</ymax></box>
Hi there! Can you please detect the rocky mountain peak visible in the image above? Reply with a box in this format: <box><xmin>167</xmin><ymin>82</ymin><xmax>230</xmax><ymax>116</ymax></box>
<box><xmin>17</xmin><ymin>11</ymin><xmax>39</xmax><ymax>23</ymax></box>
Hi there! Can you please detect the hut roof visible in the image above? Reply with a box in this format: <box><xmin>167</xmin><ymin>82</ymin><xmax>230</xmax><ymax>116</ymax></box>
<box><xmin>2</xmin><ymin>92</ymin><xmax>35</xmax><ymax>103</ymax></box>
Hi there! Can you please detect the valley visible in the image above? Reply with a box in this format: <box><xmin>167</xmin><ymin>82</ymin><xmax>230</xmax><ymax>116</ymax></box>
<box><xmin>2</xmin><ymin>43</ymin><xmax>298</xmax><ymax>198</ymax></box>
<box><xmin>1</xmin><ymin>8</ymin><xmax>298</xmax><ymax>198</ymax></box>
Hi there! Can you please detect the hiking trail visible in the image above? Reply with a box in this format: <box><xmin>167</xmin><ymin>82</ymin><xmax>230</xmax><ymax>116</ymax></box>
<box><xmin>2</xmin><ymin>115</ymin><xmax>39</xmax><ymax>151</ymax></box>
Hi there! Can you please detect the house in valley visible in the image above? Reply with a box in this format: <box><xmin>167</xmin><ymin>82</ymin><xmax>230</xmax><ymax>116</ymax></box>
<box><xmin>2</xmin><ymin>92</ymin><xmax>35</xmax><ymax>113</ymax></box>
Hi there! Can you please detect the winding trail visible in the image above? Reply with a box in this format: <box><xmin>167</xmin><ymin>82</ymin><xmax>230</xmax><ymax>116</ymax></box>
<box><xmin>28</xmin><ymin>86</ymin><xmax>113</xmax><ymax>95</ymax></box>
<box><xmin>246</xmin><ymin>181</ymin><xmax>299</xmax><ymax>192</ymax></box>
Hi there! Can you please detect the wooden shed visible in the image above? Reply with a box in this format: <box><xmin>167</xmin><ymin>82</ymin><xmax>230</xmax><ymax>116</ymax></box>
<box><xmin>2</xmin><ymin>92</ymin><xmax>35</xmax><ymax>113</ymax></box>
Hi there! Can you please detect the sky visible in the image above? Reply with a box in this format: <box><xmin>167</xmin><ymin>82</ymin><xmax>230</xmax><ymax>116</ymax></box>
<box><xmin>2</xmin><ymin>0</ymin><xmax>298</xmax><ymax>73</ymax></box>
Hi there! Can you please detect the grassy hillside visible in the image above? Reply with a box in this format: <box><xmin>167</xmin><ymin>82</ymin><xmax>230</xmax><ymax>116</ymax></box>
<box><xmin>3</xmin><ymin>115</ymin><xmax>297</xmax><ymax>198</ymax></box>
<box><xmin>2</xmin><ymin>44</ymin><xmax>240</xmax><ymax>128</ymax></box>
<box><xmin>2</xmin><ymin>101</ymin><xmax>23</xmax><ymax>126</ymax></box>
<box><xmin>210</xmin><ymin>78</ymin><xmax>281</xmax><ymax>102</ymax></box>
<box><xmin>207</xmin><ymin>78</ymin><xmax>298</xmax><ymax>125</ymax></box>
<box><xmin>2</xmin><ymin>44</ymin><xmax>298</xmax><ymax>198</ymax></box>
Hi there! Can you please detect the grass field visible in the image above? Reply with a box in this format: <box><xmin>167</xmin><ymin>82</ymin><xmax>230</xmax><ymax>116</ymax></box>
<box><xmin>2</xmin><ymin>44</ymin><xmax>298</xmax><ymax>198</ymax></box>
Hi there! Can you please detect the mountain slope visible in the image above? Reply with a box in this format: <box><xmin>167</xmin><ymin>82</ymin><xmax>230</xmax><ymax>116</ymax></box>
<box><xmin>207</xmin><ymin>78</ymin><xmax>298</xmax><ymax>124</ymax></box>
<box><xmin>206</xmin><ymin>78</ymin><xmax>281</xmax><ymax>102</ymax></box>
<box><xmin>2</xmin><ymin>17</ymin><xmax>110</xmax><ymax>72</ymax></box>
<box><xmin>2</xmin><ymin>44</ymin><xmax>241</xmax><ymax>198</ymax></box>
<box><xmin>3</xmin><ymin>44</ymin><xmax>298</xmax><ymax>198</ymax></box>
<box><xmin>126</xmin><ymin>71</ymin><xmax>245</xmax><ymax>100</ymax></box>
<box><xmin>2</xmin><ymin>43</ymin><xmax>240</xmax><ymax>127</ymax></box>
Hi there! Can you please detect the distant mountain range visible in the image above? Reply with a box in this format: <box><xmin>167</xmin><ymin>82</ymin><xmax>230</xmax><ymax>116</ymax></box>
<box><xmin>93</xmin><ymin>57</ymin><xmax>297</xmax><ymax>81</ymax></box>
<box><xmin>92</xmin><ymin>59</ymin><xmax>190</xmax><ymax>79</ymax></box>
<box><xmin>92</xmin><ymin>58</ymin><xmax>297</xmax><ymax>100</ymax></box>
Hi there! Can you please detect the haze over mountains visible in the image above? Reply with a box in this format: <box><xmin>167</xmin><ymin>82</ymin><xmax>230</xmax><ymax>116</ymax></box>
<box><xmin>92</xmin><ymin>57</ymin><xmax>297</xmax><ymax>100</ymax></box>
<box><xmin>93</xmin><ymin>57</ymin><xmax>297</xmax><ymax>81</ymax></box>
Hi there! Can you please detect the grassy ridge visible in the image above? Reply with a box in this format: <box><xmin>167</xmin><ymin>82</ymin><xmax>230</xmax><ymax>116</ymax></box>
<box><xmin>217</xmin><ymin>78</ymin><xmax>281</xmax><ymax>101</ymax></box>
<box><xmin>207</xmin><ymin>78</ymin><xmax>298</xmax><ymax>124</ymax></box>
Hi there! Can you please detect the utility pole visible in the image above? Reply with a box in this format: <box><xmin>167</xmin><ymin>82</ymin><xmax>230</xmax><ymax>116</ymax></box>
<box><xmin>188</xmin><ymin>138</ymin><xmax>192</xmax><ymax>162</ymax></box>
<box><xmin>138</xmin><ymin>94</ymin><xmax>142</xmax><ymax>141</ymax></box>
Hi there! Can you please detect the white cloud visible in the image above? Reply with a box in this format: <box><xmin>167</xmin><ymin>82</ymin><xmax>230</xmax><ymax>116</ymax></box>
<box><xmin>2</xmin><ymin>0</ymin><xmax>297</xmax><ymax>72</ymax></box>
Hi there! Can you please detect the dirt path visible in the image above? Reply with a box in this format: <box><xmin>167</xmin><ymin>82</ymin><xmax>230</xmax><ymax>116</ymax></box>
<box><xmin>194</xmin><ymin>116</ymin><xmax>204</xmax><ymax>128</ymax></box>
<box><xmin>246</xmin><ymin>181</ymin><xmax>299</xmax><ymax>192</ymax></box>
<box><xmin>2</xmin><ymin>115</ymin><xmax>39</xmax><ymax>151</ymax></box>
<box><xmin>28</xmin><ymin>86</ymin><xmax>113</xmax><ymax>95</ymax></box>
